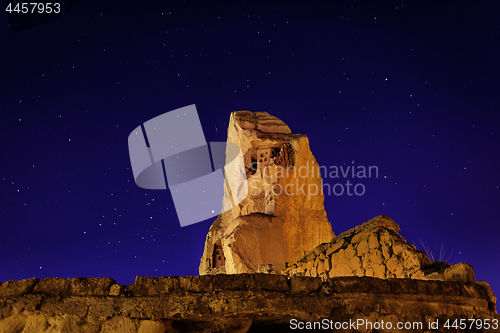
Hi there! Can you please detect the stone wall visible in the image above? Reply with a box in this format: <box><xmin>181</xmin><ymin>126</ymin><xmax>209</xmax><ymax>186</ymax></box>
<box><xmin>0</xmin><ymin>274</ymin><xmax>498</xmax><ymax>332</ymax></box>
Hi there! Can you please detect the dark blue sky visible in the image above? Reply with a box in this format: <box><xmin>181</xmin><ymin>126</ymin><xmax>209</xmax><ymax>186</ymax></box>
<box><xmin>1</xmin><ymin>0</ymin><xmax>499</xmax><ymax>297</ymax></box>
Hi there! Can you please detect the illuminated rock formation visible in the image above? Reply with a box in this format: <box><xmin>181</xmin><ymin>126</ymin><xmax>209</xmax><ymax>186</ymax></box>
<box><xmin>283</xmin><ymin>215</ymin><xmax>478</xmax><ymax>284</ymax></box>
<box><xmin>199</xmin><ymin>111</ymin><xmax>335</xmax><ymax>275</ymax></box>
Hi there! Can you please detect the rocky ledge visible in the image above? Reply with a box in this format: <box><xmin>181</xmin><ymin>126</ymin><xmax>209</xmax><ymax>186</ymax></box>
<box><xmin>0</xmin><ymin>274</ymin><xmax>498</xmax><ymax>332</ymax></box>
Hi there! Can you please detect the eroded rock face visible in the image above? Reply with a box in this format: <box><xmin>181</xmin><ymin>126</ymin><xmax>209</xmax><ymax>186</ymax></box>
<box><xmin>199</xmin><ymin>111</ymin><xmax>335</xmax><ymax>275</ymax></box>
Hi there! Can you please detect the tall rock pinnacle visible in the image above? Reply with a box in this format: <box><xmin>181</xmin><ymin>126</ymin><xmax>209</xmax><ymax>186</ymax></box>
<box><xmin>199</xmin><ymin>111</ymin><xmax>335</xmax><ymax>275</ymax></box>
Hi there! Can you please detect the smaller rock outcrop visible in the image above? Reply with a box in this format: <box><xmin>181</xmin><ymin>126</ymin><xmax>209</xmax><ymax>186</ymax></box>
<box><xmin>283</xmin><ymin>215</ymin><xmax>478</xmax><ymax>284</ymax></box>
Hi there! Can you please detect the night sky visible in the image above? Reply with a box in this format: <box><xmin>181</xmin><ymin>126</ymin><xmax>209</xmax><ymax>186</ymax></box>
<box><xmin>1</xmin><ymin>1</ymin><xmax>499</xmax><ymax>297</ymax></box>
